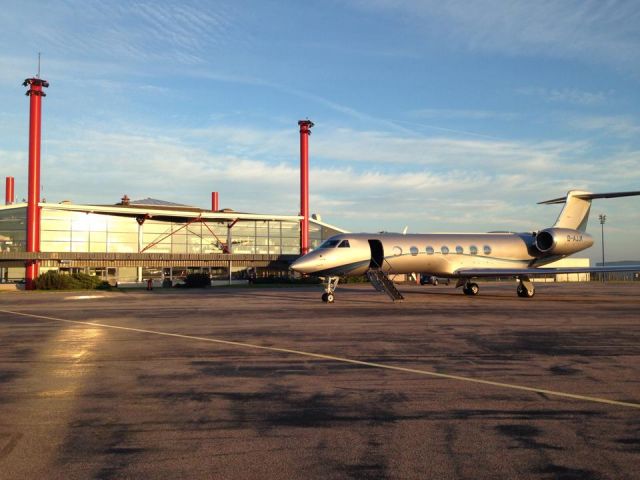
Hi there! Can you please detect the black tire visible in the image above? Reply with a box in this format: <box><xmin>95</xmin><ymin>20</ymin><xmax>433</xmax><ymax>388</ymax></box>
<box><xmin>321</xmin><ymin>292</ymin><xmax>329</xmax><ymax>302</ymax></box>
<box><xmin>517</xmin><ymin>285</ymin><xmax>535</xmax><ymax>298</ymax></box>
<box><xmin>468</xmin><ymin>283</ymin><xmax>479</xmax><ymax>295</ymax></box>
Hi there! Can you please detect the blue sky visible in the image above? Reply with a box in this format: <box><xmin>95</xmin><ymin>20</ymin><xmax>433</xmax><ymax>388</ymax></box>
<box><xmin>1</xmin><ymin>0</ymin><xmax>639</xmax><ymax>260</ymax></box>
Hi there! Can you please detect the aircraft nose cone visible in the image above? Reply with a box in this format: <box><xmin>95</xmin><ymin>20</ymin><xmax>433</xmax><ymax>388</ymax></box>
<box><xmin>290</xmin><ymin>257</ymin><xmax>315</xmax><ymax>274</ymax></box>
<box><xmin>290</xmin><ymin>253</ymin><xmax>324</xmax><ymax>274</ymax></box>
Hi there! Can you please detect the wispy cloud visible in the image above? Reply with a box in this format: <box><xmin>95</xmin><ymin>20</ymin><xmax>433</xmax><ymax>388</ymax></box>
<box><xmin>517</xmin><ymin>87</ymin><xmax>612</xmax><ymax>106</ymax></box>
<box><xmin>347</xmin><ymin>0</ymin><xmax>640</xmax><ymax>72</ymax></box>
<box><xmin>410</xmin><ymin>108</ymin><xmax>518</xmax><ymax>120</ymax></box>
<box><xmin>2</xmin><ymin>1</ymin><xmax>242</xmax><ymax>66</ymax></box>
<box><xmin>568</xmin><ymin>114</ymin><xmax>640</xmax><ymax>138</ymax></box>
<box><xmin>185</xmin><ymin>124</ymin><xmax>589</xmax><ymax>174</ymax></box>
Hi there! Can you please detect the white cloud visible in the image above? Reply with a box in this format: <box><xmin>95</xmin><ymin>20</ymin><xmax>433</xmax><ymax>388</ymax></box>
<box><xmin>568</xmin><ymin>114</ymin><xmax>640</xmax><ymax>138</ymax></box>
<box><xmin>517</xmin><ymin>87</ymin><xmax>612</xmax><ymax>106</ymax></box>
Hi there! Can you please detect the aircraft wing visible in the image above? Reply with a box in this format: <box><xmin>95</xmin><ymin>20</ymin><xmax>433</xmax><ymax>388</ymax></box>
<box><xmin>454</xmin><ymin>265</ymin><xmax>640</xmax><ymax>278</ymax></box>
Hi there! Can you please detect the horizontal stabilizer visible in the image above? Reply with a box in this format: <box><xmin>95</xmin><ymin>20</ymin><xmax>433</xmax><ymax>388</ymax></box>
<box><xmin>538</xmin><ymin>190</ymin><xmax>640</xmax><ymax>205</ymax></box>
<box><xmin>455</xmin><ymin>265</ymin><xmax>640</xmax><ymax>278</ymax></box>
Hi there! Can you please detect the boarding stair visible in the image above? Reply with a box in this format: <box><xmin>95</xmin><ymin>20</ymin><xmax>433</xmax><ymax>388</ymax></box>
<box><xmin>366</xmin><ymin>268</ymin><xmax>404</xmax><ymax>302</ymax></box>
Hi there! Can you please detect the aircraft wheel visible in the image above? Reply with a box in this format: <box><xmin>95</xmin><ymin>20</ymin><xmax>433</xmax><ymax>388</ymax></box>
<box><xmin>462</xmin><ymin>283</ymin><xmax>480</xmax><ymax>295</ymax></box>
<box><xmin>432</xmin><ymin>278</ymin><xmax>438</xmax><ymax>286</ymax></box>
<box><xmin>517</xmin><ymin>285</ymin><xmax>535</xmax><ymax>298</ymax></box>
<box><xmin>326</xmin><ymin>293</ymin><xmax>335</xmax><ymax>303</ymax></box>
<box><xmin>321</xmin><ymin>292</ymin><xmax>329</xmax><ymax>302</ymax></box>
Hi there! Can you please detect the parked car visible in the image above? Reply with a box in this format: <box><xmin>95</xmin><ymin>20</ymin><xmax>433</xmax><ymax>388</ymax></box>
<box><xmin>419</xmin><ymin>274</ymin><xmax>451</xmax><ymax>286</ymax></box>
<box><xmin>420</xmin><ymin>273</ymin><xmax>451</xmax><ymax>286</ymax></box>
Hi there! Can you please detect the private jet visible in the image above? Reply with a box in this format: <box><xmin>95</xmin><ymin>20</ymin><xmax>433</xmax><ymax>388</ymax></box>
<box><xmin>290</xmin><ymin>190</ymin><xmax>640</xmax><ymax>302</ymax></box>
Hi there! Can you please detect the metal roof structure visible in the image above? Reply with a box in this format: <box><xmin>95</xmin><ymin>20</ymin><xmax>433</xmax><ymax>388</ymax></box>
<box><xmin>0</xmin><ymin>201</ymin><xmax>349</xmax><ymax>233</ymax></box>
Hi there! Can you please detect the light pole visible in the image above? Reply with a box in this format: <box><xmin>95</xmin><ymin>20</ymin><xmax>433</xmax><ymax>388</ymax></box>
<box><xmin>599</xmin><ymin>214</ymin><xmax>606</xmax><ymax>282</ymax></box>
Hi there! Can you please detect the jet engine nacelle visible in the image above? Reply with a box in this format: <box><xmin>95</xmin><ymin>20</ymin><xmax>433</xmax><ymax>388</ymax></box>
<box><xmin>534</xmin><ymin>228</ymin><xmax>593</xmax><ymax>256</ymax></box>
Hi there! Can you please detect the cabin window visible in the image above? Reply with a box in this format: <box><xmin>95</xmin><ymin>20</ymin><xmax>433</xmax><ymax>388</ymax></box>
<box><xmin>469</xmin><ymin>245</ymin><xmax>478</xmax><ymax>255</ymax></box>
<box><xmin>426</xmin><ymin>246</ymin><xmax>434</xmax><ymax>255</ymax></box>
<box><xmin>338</xmin><ymin>240</ymin><xmax>350</xmax><ymax>248</ymax></box>
<box><xmin>483</xmin><ymin>245</ymin><xmax>492</xmax><ymax>255</ymax></box>
<box><xmin>441</xmin><ymin>246</ymin><xmax>449</xmax><ymax>255</ymax></box>
<box><xmin>455</xmin><ymin>245</ymin><xmax>463</xmax><ymax>254</ymax></box>
<box><xmin>319</xmin><ymin>239</ymin><xmax>340</xmax><ymax>249</ymax></box>
<box><xmin>393</xmin><ymin>246</ymin><xmax>402</xmax><ymax>256</ymax></box>
<box><xmin>410</xmin><ymin>246</ymin><xmax>419</xmax><ymax>256</ymax></box>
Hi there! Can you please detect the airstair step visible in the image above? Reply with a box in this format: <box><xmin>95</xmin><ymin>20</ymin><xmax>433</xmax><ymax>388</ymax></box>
<box><xmin>366</xmin><ymin>269</ymin><xmax>404</xmax><ymax>301</ymax></box>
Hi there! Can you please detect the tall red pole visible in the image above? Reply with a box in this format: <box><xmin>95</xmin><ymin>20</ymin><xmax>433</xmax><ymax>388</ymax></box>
<box><xmin>211</xmin><ymin>191</ymin><xmax>219</xmax><ymax>211</ymax></box>
<box><xmin>23</xmin><ymin>77</ymin><xmax>48</xmax><ymax>290</ymax></box>
<box><xmin>5</xmin><ymin>177</ymin><xmax>15</xmax><ymax>205</ymax></box>
<box><xmin>298</xmin><ymin>120</ymin><xmax>314</xmax><ymax>255</ymax></box>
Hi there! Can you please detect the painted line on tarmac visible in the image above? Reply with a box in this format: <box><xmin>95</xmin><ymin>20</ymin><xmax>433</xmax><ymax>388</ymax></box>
<box><xmin>2</xmin><ymin>308</ymin><xmax>639</xmax><ymax>410</ymax></box>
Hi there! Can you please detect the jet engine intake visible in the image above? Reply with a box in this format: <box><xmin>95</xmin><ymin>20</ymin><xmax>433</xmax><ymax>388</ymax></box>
<box><xmin>534</xmin><ymin>228</ymin><xmax>593</xmax><ymax>256</ymax></box>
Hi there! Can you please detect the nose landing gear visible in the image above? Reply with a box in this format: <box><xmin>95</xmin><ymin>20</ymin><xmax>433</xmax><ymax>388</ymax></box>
<box><xmin>321</xmin><ymin>276</ymin><xmax>339</xmax><ymax>303</ymax></box>
<box><xmin>321</xmin><ymin>292</ymin><xmax>335</xmax><ymax>303</ymax></box>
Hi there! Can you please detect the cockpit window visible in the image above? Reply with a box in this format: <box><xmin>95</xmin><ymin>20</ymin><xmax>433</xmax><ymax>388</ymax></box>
<box><xmin>319</xmin><ymin>239</ymin><xmax>341</xmax><ymax>249</ymax></box>
<box><xmin>338</xmin><ymin>240</ymin><xmax>350</xmax><ymax>248</ymax></box>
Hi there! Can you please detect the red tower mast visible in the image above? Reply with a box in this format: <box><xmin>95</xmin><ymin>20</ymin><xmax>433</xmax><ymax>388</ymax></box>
<box><xmin>298</xmin><ymin>120</ymin><xmax>314</xmax><ymax>255</ymax></box>
<box><xmin>211</xmin><ymin>191</ymin><xmax>219</xmax><ymax>211</ymax></box>
<box><xmin>23</xmin><ymin>77</ymin><xmax>49</xmax><ymax>289</ymax></box>
<box><xmin>5</xmin><ymin>177</ymin><xmax>15</xmax><ymax>205</ymax></box>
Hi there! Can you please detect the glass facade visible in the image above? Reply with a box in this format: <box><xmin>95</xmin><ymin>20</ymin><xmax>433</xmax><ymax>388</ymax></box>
<box><xmin>36</xmin><ymin>208</ymin><xmax>307</xmax><ymax>255</ymax></box>
<box><xmin>0</xmin><ymin>208</ymin><xmax>26</xmax><ymax>252</ymax></box>
<box><xmin>309</xmin><ymin>222</ymin><xmax>340</xmax><ymax>250</ymax></box>
<box><xmin>1</xmin><ymin>205</ymin><xmax>345</xmax><ymax>283</ymax></box>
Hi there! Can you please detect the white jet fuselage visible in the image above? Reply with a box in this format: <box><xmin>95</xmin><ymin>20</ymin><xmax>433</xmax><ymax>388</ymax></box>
<box><xmin>290</xmin><ymin>231</ymin><xmax>592</xmax><ymax>277</ymax></box>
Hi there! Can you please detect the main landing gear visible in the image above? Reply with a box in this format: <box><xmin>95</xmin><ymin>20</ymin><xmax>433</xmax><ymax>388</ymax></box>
<box><xmin>458</xmin><ymin>278</ymin><xmax>535</xmax><ymax>298</ymax></box>
<box><xmin>321</xmin><ymin>276</ymin><xmax>339</xmax><ymax>303</ymax></box>
<box><xmin>456</xmin><ymin>279</ymin><xmax>480</xmax><ymax>296</ymax></box>
<box><xmin>516</xmin><ymin>277</ymin><xmax>535</xmax><ymax>298</ymax></box>
<box><xmin>462</xmin><ymin>282</ymin><xmax>480</xmax><ymax>296</ymax></box>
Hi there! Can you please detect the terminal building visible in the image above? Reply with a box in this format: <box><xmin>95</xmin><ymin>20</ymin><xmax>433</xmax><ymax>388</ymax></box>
<box><xmin>0</xmin><ymin>196</ymin><xmax>345</xmax><ymax>285</ymax></box>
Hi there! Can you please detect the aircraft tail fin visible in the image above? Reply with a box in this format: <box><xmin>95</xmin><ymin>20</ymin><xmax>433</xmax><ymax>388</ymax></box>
<box><xmin>538</xmin><ymin>189</ymin><xmax>640</xmax><ymax>232</ymax></box>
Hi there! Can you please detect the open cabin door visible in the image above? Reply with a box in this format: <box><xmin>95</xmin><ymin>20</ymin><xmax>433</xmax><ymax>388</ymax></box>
<box><xmin>368</xmin><ymin>239</ymin><xmax>384</xmax><ymax>269</ymax></box>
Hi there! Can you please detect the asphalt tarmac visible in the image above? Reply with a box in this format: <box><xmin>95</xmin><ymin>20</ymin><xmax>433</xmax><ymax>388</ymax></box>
<box><xmin>0</xmin><ymin>282</ymin><xmax>639</xmax><ymax>480</ymax></box>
